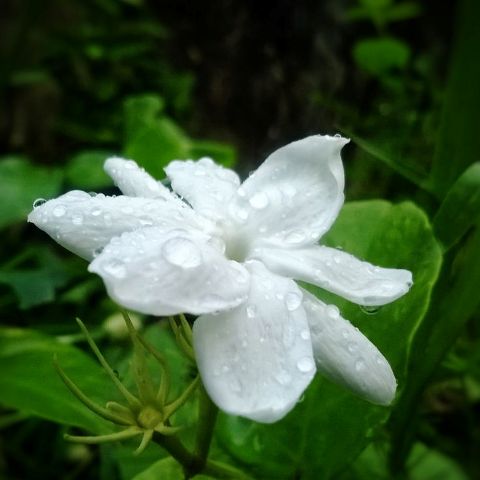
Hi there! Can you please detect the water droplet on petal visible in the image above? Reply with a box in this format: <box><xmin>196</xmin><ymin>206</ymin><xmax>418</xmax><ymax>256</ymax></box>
<box><xmin>91</xmin><ymin>208</ymin><xmax>102</xmax><ymax>216</ymax></box>
<box><xmin>103</xmin><ymin>259</ymin><xmax>127</xmax><ymax>279</ymax></box>
<box><xmin>72</xmin><ymin>214</ymin><xmax>83</xmax><ymax>226</ymax></box>
<box><xmin>53</xmin><ymin>205</ymin><xmax>66</xmax><ymax>217</ymax></box>
<box><xmin>360</xmin><ymin>305</ymin><xmax>381</xmax><ymax>315</ymax></box>
<box><xmin>300</xmin><ymin>329</ymin><xmax>310</xmax><ymax>340</ymax></box>
<box><xmin>162</xmin><ymin>237</ymin><xmax>202</xmax><ymax>268</ymax></box>
<box><xmin>249</xmin><ymin>192</ymin><xmax>269</xmax><ymax>210</ymax></box>
<box><xmin>347</xmin><ymin>342</ymin><xmax>358</xmax><ymax>353</ymax></box>
<box><xmin>355</xmin><ymin>359</ymin><xmax>366</xmax><ymax>371</ymax></box>
<box><xmin>326</xmin><ymin>305</ymin><xmax>340</xmax><ymax>319</ymax></box>
<box><xmin>285</xmin><ymin>291</ymin><xmax>302</xmax><ymax>311</ymax></box>
<box><xmin>33</xmin><ymin>198</ymin><xmax>46</xmax><ymax>209</ymax></box>
<box><xmin>285</xmin><ymin>230</ymin><xmax>305</xmax><ymax>244</ymax></box>
<box><xmin>246</xmin><ymin>305</ymin><xmax>256</xmax><ymax>319</ymax></box>
<box><xmin>297</xmin><ymin>356</ymin><xmax>314</xmax><ymax>373</ymax></box>
<box><xmin>275</xmin><ymin>369</ymin><xmax>292</xmax><ymax>386</ymax></box>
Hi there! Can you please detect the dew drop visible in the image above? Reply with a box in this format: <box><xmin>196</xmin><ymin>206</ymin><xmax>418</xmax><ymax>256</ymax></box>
<box><xmin>355</xmin><ymin>359</ymin><xmax>366</xmax><ymax>371</ymax></box>
<box><xmin>347</xmin><ymin>342</ymin><xmax>358</xmax><ymax>353</ymax></box>
<box><xmin>360</xmin><ymin>305</ymin><xmax>381</xmax><ymax>315</ymax></box>
<box><xmin>285</xmin><ymin>230</ymin><xmax>305</xmax><ymax>244</ymax></box>
<box><xmin>297</xmin><ymin>357</ymin><xmax>314</xmax><ymax>373</ymax></box>
<box><xmin>162</xmin><ymin>237</ymin><xmax>202</xmax><ymax>268</ymax></box>
<box><xmin>72</xmin><ymin>214</ymin><xmax>83</xmax><ymax>226</ymax></box>
<box><xmin>285</xmin><ymin>292</ymin><xmax>302</xmax><ymax>311</ymax></box>
<box><xmin>53</xmin><ymin>205</ymin><xmax>66</xmax><ymax>217</ymax></box>
<box><xmin>103</xmin><ymin>259</ymin><xmax>127</xmax><ymax>279</ymax></box>
<box><xmin>33</xmin><ymin>198</ymin><xmax>46</xmax><ymax>209</ymax></box>
<box><xmin>275</xmin><ymin>369</ymin><xmax>292</xmax><ymax>386</ymax></box>
<box><xmin>326</xmin><ymin>305</ymin><xmax>340</xmax><ymax>319</ymax></box>
<box><xmin>246</xmin><ymin>305</ymin><xmax>256</xmax><ymax>319</ymax></box>
<box><xmin>249</xmin><ymin>192</ymin><xmax>269</xmax><ymax>210</ymax></box>
<box><xmin>91</xmin><ymin>208</ymin><xmax>102</xmax><ymax>216</ymax></box>
<box><xmin>300</xmin><ymin>329</ymin><xmax>311</xmax><ymax>340</ymax></box>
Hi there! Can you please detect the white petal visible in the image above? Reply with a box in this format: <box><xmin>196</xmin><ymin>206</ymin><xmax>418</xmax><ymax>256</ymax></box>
<box><xmin>88</xmin><ymin>226</ymin><xmax>250</xmax><ymax>316</ymax></box>
<box><xmin>165</xmin><ymin>158</ymin><xmax>240</xmax><ymax>220</ymax></box>
<box><xmin>254</xmin><ymin>245</ymin><xmax>412</xmax><ymax>306</ymax></box>
<box><xmin>28</xmin><ymin>191</ymin><xmax>212</xmax><ymax>261</ymax></box>
<box><xmin>193</xmin><ymin>261</ymin><xmax>315</xmax><ymax>423</ymax></box>
<box><xmin>104</xmin><ymin>157</ymin><xmax>172</xmax><ymax>200</ymax></box>
<box><xmin>302</xmin><ymin>290</ymin><xmax>396</xmax><ymax>405</ymax></box>
<box><xmin>227</xmin><ymin>135</ymin><xmax>347</xmax><ymax>248</ymax></box>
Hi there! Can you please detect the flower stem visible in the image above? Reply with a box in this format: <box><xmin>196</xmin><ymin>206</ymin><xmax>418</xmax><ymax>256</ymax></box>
<box><xmin>193</xmin><ymin>384</ymin><xmax>218</xmax><ymax>468</ymax></box>
<box><xmin>152</xmin><ymin>432</ymin><xmax>252</xmax><ymax>479</ymax></box>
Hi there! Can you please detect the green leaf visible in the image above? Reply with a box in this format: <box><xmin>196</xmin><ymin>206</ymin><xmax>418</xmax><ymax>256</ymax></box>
<box><xmin>218</xmin><ymin>201</ymin><xmax>442</xmax><ymax>478</ymax></box>
<box><xmin>430</xmin><ymin>0</ymin><xmax>480</xmax><ymax>197</ymax></box>
<box><xmin>124</xmin><ymin>118</ymin><xmax>191</xmax><ymax>179</ymax></box>
<box><xmin>390</xmin><ymin>223</ymin><xmax>480</xmax><ymax>469</ymax></box>
<box><xmin>0</xmin><ymin>328</ymin><xmax>113</xmax><ymax>433</ymax></box>
<box><xmin>132</xmin><ymin>456</ymin><xmax>215</xmax><ymax>480</ymax></box>
<box><xmin>0</xmin><ymin>248</ymin><xmax>71</xmax><ymax>309</ymax></box>
<box><xmin>345</xmin><ymin>130</ymin><xmax>429</xmax><ymax>189</ymax></box>
<box><xmin>189</xmin><ymin>140</ymin><xmax>237</xmax><ymax>168</ymax></box>
<box><xmin>123</xmin><ymin>94</ymin><xmax>165</xmax><ymax>146</ymax></box>
<box><xmin>65</xmin><ymin>151</ymin><xmax>114</xmax><ymax>190</ymax></box>
<box><xmin>433</xmin><ymin>162</ymin><xmax>480</xmax><ymax>251</ymax></box>
<box><xmin>0</xmin><ymin>157</ymin><xmax>63</xmax><ymax>229</ymax></box>
<box><xmin>353</xmin><ymin>37</ymin><xmax>410</xmax><ymax>76</ymax></box>
<box><xmin>408</xmin><ymin>443</ymin><xmax>468</xmax><ymax>480</ymax></box>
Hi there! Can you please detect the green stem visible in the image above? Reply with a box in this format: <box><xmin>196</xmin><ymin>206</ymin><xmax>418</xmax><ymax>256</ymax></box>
<box><xmin>193</xmin><ymin>384</ymin><xmax>219</xmax><ymax>468</ymax></box>
<box><xmin>152</xmin><ymin>433</ymin><xmax>252</xmax><ymax>480</ymax></box>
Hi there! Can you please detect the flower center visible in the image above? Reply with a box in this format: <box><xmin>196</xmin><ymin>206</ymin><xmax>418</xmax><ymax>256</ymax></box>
<box><xmin>218</xmin><ymin>221</ymin><xmax>252</xmax><ymax>263</ymax></box>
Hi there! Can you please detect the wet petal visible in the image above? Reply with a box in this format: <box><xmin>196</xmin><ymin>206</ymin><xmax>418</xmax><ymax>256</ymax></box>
<box><xmin>165</xmin><ymin>158</ymin><xmax>240</xmax><ymax>220</ymax></box>
<box><xmin>104</xmin><ymin>157</ymin><xmax>173</xmax><ymax>200</ymax></box>
<box><xmin>193</xmin><ymin>261</ymin><xmax>315</xmax><ymax>423</ymax></box>
<box><xmin>227</xmin><ymin>135</ymin><xmax>347</xmax><ymax>248</ymax></box>
<box><xmin>302</xmin><ymin>290</ymin><xmax>396</xmax><ymax>405</ymax></box>
<box><xmin>89</xmin><ymin>226</ymin><xmax>249</xmax><ymax>316</ymax></box>
<box><xmin>28</xmin><ymin>191</ymin><xmax>212</xmax><ymax>260</ymax></box>
<box><xmin>254</xmin><ymin>245</ymin><xmax>412</xmax><ymax>306</ymax></box>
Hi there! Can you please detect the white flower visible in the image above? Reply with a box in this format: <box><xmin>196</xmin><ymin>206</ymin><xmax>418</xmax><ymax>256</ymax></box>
<box><xmin>28</xmin><ymin>135</ymin><xmax>412</xmax><ymax>423</ymax></box>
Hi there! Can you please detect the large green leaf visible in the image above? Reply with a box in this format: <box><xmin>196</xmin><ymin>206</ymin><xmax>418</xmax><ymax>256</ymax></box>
<box><xmin>218</xmin><ymin>201</ymin><xmax>442</xmax><ymax>479</ymax></box>
<box><xmin>132</xmin><ymin>456</ymin><xmax>214</xmax><ymax>480</ymax></box>
<box><xmin>0</xmin><ymin>247</ymin><xmax>72</xmax><ymax>309</ymax></box>
<box><xmin>429</xmin><ymin>0</ymin><xmax>480</xmax><ymax>197</ymax></box>
<box><xmin>433</xmin><ymin>162</ymin><xmax>480</xmax><ymax>251</ymax></box>
<box><xmin>65</xmin><ymin>151</ymin><xmax>114</xmax><ymax>190</ymax></box>
<box><xmin>0</xmin><ymin>156</ymin><xmax>63</xmax><ymax>229</ymax></box>
<box><xmin>0</xmin><ymin>328</ymin><xmax>114</xmax><ymax>434</ymax></box>
<box><xmin>390</xmin><ymin>223</ymin><xmax>480</xmax><ymax>469</ymax></box>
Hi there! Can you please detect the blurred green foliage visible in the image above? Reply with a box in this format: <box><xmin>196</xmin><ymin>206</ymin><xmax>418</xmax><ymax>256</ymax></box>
<box><xmin>1</xmin><ymin>0</ymin><xmax>480</xmax><ymax>479</ymax></box>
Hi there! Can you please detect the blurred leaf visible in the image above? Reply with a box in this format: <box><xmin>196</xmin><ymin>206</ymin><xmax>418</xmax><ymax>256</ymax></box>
<box><xmin>0</xmin><ymin>157</ymin><xmax>63</xmax><ymax>229</ymax></box>
<box><xmin>430</xmin><ymin>0</ymin><xmax>480</xmax><ymax>197</ymax></box>
<box><xmin>390</xmin><ymin>224</ymin><xmax>480</xmax><ymax>469</ymax></box>
<box><xmin>132</xmin><ymin>456</ymin><xmax>215</xmax><ymax>480</ymax></box>
<box><xmin>433</xmin><ymin>162</ymin><xmax>480</xmax><ymax>251</ymax></box>
<box><xmin>189</xmin><ymin>140</ymin><xmax>237</xmax><ymax>168</ymax></box>
<box><xmin>353</xmin><ymin>37</ymin><xmax>410</xmax><ymax>76</ymax></box>
<box><xmin>123</xmin><ymin>94</ymin><xmax>165</xmax><ymax>146</ymax></box>
<box><xmin>345</xmin><ymin>130</ymin><xmax>429</xmax><ymax>190</ymax></box>
<box><xmin>0</xmin><ymin>328</ymin><xmax>113</xmax><ymax>434</ymax></box>
<box><xmin>124</xmin><ymin>118</ymin><xmax>191</xmax><ymax>179</ymax></box>
<box><xmin>65</xmin><ymin>151</ymin><xmax>114</xmax><ymax>190</ymax></box>
<box><xmin>386</xmin><ymin>2</ymin><xmax>422</xmax><ymax>22</ymax></box>
<box><xmin>219</xmin><ymin>201</ymin><xmax>441</xmax><ymax>479</ymax></box>
<box><xmin>408</xmin><ymin>443</ymin><xmax>468</xmax><ymax>480</ymax></box>
<box><xmin>0</xmin><ymin>248</ymin><xmax>72</xmax><ymax>309</ymax></box>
